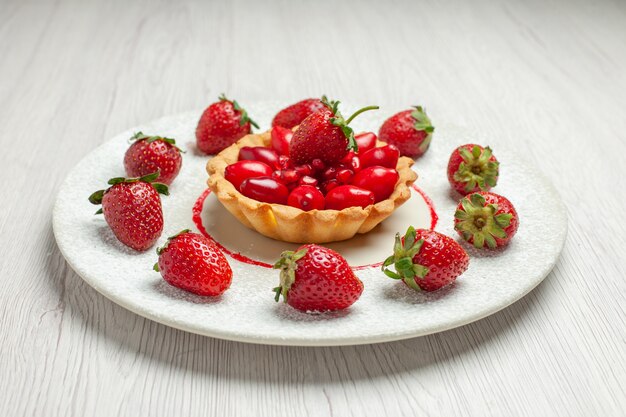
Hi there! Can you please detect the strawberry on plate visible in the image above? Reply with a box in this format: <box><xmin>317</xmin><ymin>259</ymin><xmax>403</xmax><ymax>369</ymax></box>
<box><xmin>124</xmin><ymin>131</ymin><xmax>183</xmax><ymax>185</ymax></box>
<box><xmin>454</xmin><ymin>192</ymin><xmax>519</xmax><ymax>248</ymax></box>
<box><xmin>382</xmin><ymin>226</ymin><xmax>469</xmax><ymax>292</ymax></box>
<box><xmin>289</xmin><ymin>96</ymin><xmax>379</xmax><ymax>166</ymax></box>
<box><xmin>154</xmin><ymin>230</ymin><xmax>232</xmax><ymax>296</ymax></box>
<box><xmin>196</xmin><ymin>94</ymin><xmax>259</xmax><ymax>155</ymax></box>
<box><xmin>271</xmin><ymin>98</ymin><xmax>326</xmax><ymax>129</ymax></box>
<box><xmin>378</xmin><ymin>106</ymin><xmax>434</xmax><ymax>158</ymax></box>
<box><xmin>88</xmin><ymin>172</ymin><xmax>168</xmax><ymax>251</ymax></box>
<box><xmin>447</xmin><ymin>144</ymin><xmax>499</xmax><ymax>195</ymax></box>
<box><xmin>273</xmin><ymin>244</ymin><xmax>364</xmax><ymax>312</ymax></box>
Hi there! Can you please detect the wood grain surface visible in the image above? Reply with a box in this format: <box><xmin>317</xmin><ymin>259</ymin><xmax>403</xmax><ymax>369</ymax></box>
<box><xmin>0</xmin><ymin>0</ymin><xmax>624</xmax><ymax>415</ymax></box>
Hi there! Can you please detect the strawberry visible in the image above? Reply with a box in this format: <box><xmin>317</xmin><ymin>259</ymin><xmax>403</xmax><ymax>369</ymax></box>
<box><xmin>271</xmin><ymin>98</ymin><xmax>326</xmax><ymax>129</ymax></box>
<box><xmin>154</xmin><ymin>230</ymin><xmax>232</xmax><ymax>296</ymax></box>
<box><xmin>447</xmin><ymin>144</ymin><xmax>499</xmax><ymax>195</ymax></box>
<box><xmin>88</xmin><ymin>172</ymin><xmax>168</xmax><ymax>251</ymax></box>
<box><xmin>382</xmin><ymin>226</ymin><xmax>469</xmax><ymax>292</ymax></box>
<box><xmin>196</xmin><ymin>94</ymin><xmax>259</xmax><ymax>155</ymax></box>
<box><xmin>273</xmin><ymin>244</ymin><xmax>364</xmax><ymax>312</ymax></box>
<box><xmin>454</xmin><ymin>192</ymin><xmax>519</xmax><ymax>248</ymax></box>
<box><xmin>289</xmin><ymin>96</ymin><xmax>379</xmax><ymax>166</ymax></box>
<box><xmin>378</xmin><ymin>106</ymin><xmax>434</xmax><ymax>158</ymax></box>
<box><xmin>124</xmin><ymin>132</ymin><xmax>183</xmax><ymax>185</ymax></box>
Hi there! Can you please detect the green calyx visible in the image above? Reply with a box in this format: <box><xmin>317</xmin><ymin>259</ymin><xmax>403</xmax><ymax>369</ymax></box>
<box><xmin>321</xmin><ymin>95</ymin><xmax>379</xmax><ymax>153</ymax></box>
<box><xmin>154</xmin><ymin>229</ymin><xmax>191</xmax><ymax>272</ymax></box>
<box><xmin>381</xmin><ymin>226</ymin><xmax>429</xmax><ymax>291</ymax></box>
<box><xmin>411</xmin><ymin>105</ymin><xmax>434</xmax><ymax>153</ymax></box>
<box><xmin>130</xmin><ymin>131</ymin><xmax>184</xmax><ymax>153</ymax></box>
<box><xmin>454</xmin><ymin>193</ymin><xmax>512</xmax><ymax>249</ymax></box>
<box><xmin>219</xmin><ymin>94</ymin><xmax>259</xmax><ymax>130</ymax></box>
<box><xmin>87</xmin><ymin>171</ymin><xmax>169</xmax><ymax>214</ymax></box>
<box><xmin>453</xmin><ymin>145</ymin><xmax>499</xmax><ymax>193</ymax></box>
<box><xmin>272</xmin><ymin>248</ymin><xmax>308</xmax><ymax>303</ymax></box>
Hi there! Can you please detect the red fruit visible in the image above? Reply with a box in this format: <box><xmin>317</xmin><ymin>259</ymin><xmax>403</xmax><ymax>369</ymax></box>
<box><xmin>155</xmin><ymin>230</ymin><xmax>232</xmax><ymax>296</ymax></box>
<box><xmin>447</xmin><ymin>144</ymin><xmax>499</xmax><ymax>195</ymax></box>
<box><xmin>271</xmin><ymin>168</ymin><xmax>300</xmax><ymax>185</ymax></box>
<box><xmin>360</xmin><ymin>145</ymin><xmax>400</xmax><ymax>169</ymax></box>
<box><xmin>312</xmin><ymin>158</ymin><xmax>326</xmax><ymax>172</ymax></box>
<box><xmin>239</xmin><ymin>177</ymin><xmax>289</xmax><ymax>204</ymax></box>
<box><xmin>322</xmin><ymin>166</ymin><xmax>337</xmax><ymax>181</ymax></box>
<box><xmin>321</xmin><ymin>179</ymin><xmax>340</xmax><ymax>194</ymax></box>
<box><xmin>354</xmin><ymin>132</ymin><xmax>377</xmax><ymax>153</ymax></box>
<box><xmin>378</xmin><ymin>106</ymin><xmax>434</xmax><ymax>158</ymax></box>
<box><xmin>454</xmin><ymin>192</ymin><xmax>519</xmax><ymax>248</ymax></box>
<box><xmin>289</xmin><ymin>96</ymin><xmax>379</xmax><ymax>165</ymax></box>
<box><xmin>271</xmin><ymin>98</ymin><xmax>326</xmax><ymax>129</ymax></box>
<box><xmin>336</xmin><ymin>168</ymin><xmax>354</xmax><ymax>184</ymax></box>
<box><xmin>224</xmin><ymin>160</ymin><xmax>273</xmax><ymax>190</ymax></box>
<box><xmin>287</xmin><ymin>186</ymin><xmax>325</xmax><ymax>211</ymax></box>
<box><xmin>278</xmin><ymin>155</ymin><xmax>293</xmax><ymax>169</ymax></box>
<box><xmin>273</xmin><ymin>244</ymin><xmax>364</xmax><ymax>312</ymax></box>
<box><xmin>238</xmin><ymin>146</ymin><xmax>280</xmax><ymax>169</ymax></box>
<box><xmin>124</xmin><ymin>132</ymin><xmax>183</xmax><ymax>185</ymax></box>
<box><xmin>349</xmin><ymin>155</ymin><xmax>362</xmax><ymax>173</ymax></box>
<box><xmin>88</xmin><ymin>172</ymin><xmax>168</xmax><ymax>251</ymax></box>
<box><xmin>270</xmin><ymin>126</ymin><xmax>294</xmax><ymax>156</ymax></box>
<box><xmin>294</xmin><ymin>164</ymin><xmax>313</xmax><ymax>177</ymax></box>
<box><xmin>351</xmin><ymin>166</ymin><xmax>399</xmax><ymax>202</ymax></box>
<box><xmin>325</xmin><ymin>185</ymin><xmax>375</xmax><ymax>210</ymax></box>
<box><xmin>196</xmin><ymin>94</ymin><xmax>258</xmax><ymax>154</ymax></box>
<box><xmin>299</xmin><ymin>175</ymin><xmax>318</xmax><ymax>187</ymax></box>
<box><xmin>382</xmin><ymin>227</ymin><xmax>469</xmax><ymax>292</ymax></box>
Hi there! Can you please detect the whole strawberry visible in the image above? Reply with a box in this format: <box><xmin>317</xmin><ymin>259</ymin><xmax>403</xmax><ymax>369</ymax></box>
<box><xmin>88</xmin><ymin>172</ymin><xmax>168</xmax><ymax>251</ymax></box>
<box><xmin>447</xmin><ymin>144</ymin><xmax>499</xmax><ymax>195</ymax></box>
<box><xmin>196</xmin><ymin>94</ymin><xmax>259</xmax><ymax>155</ymax></box>
<box><xmin>378</xmin><ymin>106</ymin><xmax>434</xmax><ymax>158</ymax></box>
<box><xmin>154</xmin><ymin>230</ymin><xmax>232</xmax><ymax>296</ymax></box>
<box><xmin>289</xmin><ymin>96</ymin><xmax>378</xmax><ymax>166</ymax></box>
<box><xmin>271</xmin><ymin>98</ymin><xmax>326</xmax><ymax>129</ymax></box>
<box><xmin>382</xmin><ymin>227</ymin><xmax>469</xmax><ymax>292</ymax></box>
<box><xmin>273</xmin><ymin>244</ymin><xmax>364</xmax><ymax>312</ymax></box>
<box><xmin>124</xmin><ymin>132</ymin><xmax>183</xmax><ymax>185</ymax></box>
<box><xmin>454</xmin><ymin>192</ymin><xmax>518</xmax><ymax>248</ymax></box>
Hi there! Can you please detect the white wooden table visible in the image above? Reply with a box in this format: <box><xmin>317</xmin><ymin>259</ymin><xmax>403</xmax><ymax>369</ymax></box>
<box><xmin>1</xmin><ymin>0</ymin><xmax>624</xmax><ymax>415</ymax></box>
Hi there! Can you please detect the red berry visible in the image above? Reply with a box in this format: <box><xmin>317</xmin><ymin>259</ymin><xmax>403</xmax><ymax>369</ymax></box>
<box><xmin>351</xmin><ymin>166</ymin><xmax>399</xmax><ymax>202</ymax></box>
<box><xmin>124</xmin><ymin>132</ymin><xmax>183</xmax><ymax>185</ymax></box>
<box><xmin>354</xmin><ymin>132</ymin><xmax>377</xmax><ymax>153</ymax></box>
<box><xmin>271</xmin><ymin>98</ymin><xmax>326</xmax><ymax>129</ymax></box>
<box><xmin>454</xmin><ymin>192</ymin><xmax>518</xmax><ymax>248</ymax></box>
<box><xmin>270</xmin><ymin>126</ymin><xmax>294</xmax><ymax>156</ymax></box>
<box><xmin>273</xmin><ymin>244</ymin><xmax>364</xmax><ymax>312</ymax></box>
<box><xmin>278</xmin><ymin>155</ymin><xmax>293</xmax><ymax>169</ymax></box>
<box><xmin>321</xmin><ymin>179</ymin><xmax>339</xmax><ymax>194</ymax></box>
<box><xmin>360</xmin><ymin>145</ymin><xmax>400</xmax><ymax>169</ymax></box>
<box><xmin>325</xmin><ymin>185</ymin><xmax>375</xmax><ymax>210</ymax></box>
<box><xmin>155</xmin><ymin>231</ymin><xmax>232</xmax><ymax>296</ymax></box>
<box><xmin>294</xmin><ymin>164</ymin><xmax>313</xmax><ymax>177</ymax></box>
<box><xmin>238</xmin><ymin>146</ymin><xmax>280</xmax><ymax>169</ymax></box>
<box><xmin>382</xmin><ymin>227</ymin><xmax>469</xmax><ymax>292</ymax></box>
<box><xmin>287</xmin><ymin>186</ymin><xmax>325</xmax><ymax>211</ymax></box>
<box><xmin>88</xmin><ymin>172</ymin><xmax>168</xmax><ymax>251</ymax></box>
<box><xmin>271</xmin><ymin>168</ymin><xmax>300</xmax><ymax>185</ymax></box>
<box><xmin>447</xmin><ymin>144</ymin><xmax>499</xmax><ymax>195</ymax></box>
<box><xmin>224</xmin><ymin>160</ymin><xmax>274</xmax><ymax>190</ymax></box>
<box><xmin>336</xmin><ymin>168</ymin><xmax>354</xmax><ymax>184</ymax></box>
<box><xmin>349</xmin><ymin>155</ymin><xmax>362</xmax><ymax>173</ymax></box>
<box><xmin>196</xmin><ymin>95</ymin><xmax>258</xmax><ymax>155</ymax></box>
<box><xmin>323</xmin><ymin>167</ymin><xmax>337</xmax><ymax>181</ymax></box>
<box><xmin>378</xmin><ymin>106</ymin><xmax>434</xmax><ymax>158</ymax></box>
<box><xmin>298</xmin><ymin>175</ymin><xmax>318</xmax><ymax>187</ymax></box>
<box><xmin>239</xmin><ymin>177</ymin><xmax>289</xmax><ymax>204</ymax></box>
<box><xmin>312</xmin><ymin>158</ymin><xmax>326</xmax><ymax>172</ymax></box>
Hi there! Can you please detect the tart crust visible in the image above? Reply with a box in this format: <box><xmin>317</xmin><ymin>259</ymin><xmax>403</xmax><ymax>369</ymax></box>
<box><xmin>207</xmin><ymin>130</ymin><xmax>418</xmax><ymax>243</ymax></box>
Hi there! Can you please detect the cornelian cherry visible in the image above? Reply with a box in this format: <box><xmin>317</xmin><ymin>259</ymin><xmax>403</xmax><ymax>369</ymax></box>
<box><xmin>360</xmin><ymin>145</ymin><xmax>400</xmax><ymax>169</ymax></box>
<box><xmin>225</xmin><ymin>160</ymin><xmax>274</xmax><ymax>190</ymax></box>
<box><xmin>287</xmin><ymin>185</ymin><xmax>325</xmax><ymax>211</ymax></box>
<box><xmin>325</xmin><ymin>185</ymin><xmax>375</xmax><ymax>210</ymax></box>
<box><xmin>238</xmin><ymin>146</ymin><xmax>280</xmax><ymax>169</ymax></box>
<box><xmin>351</xmin><ymin>166</ymin><xmax>399</xmax><ymax>202</ymax></box>
<box><xmin>354</xmin><ymin>132</ymin><xmax>377</xmax><ymax>153</ymax></box>
<box><xmin>239</xmin><ymin>177</ymin><xmax>289</xmax><ymax>204</ymax></box>
<box><xmin>270</xmin><ymin>126</ymin><xmax>293</xmax><ymax>156</ymax></box>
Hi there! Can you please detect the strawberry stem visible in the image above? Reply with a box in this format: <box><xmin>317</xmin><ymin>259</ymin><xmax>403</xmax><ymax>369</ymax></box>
<box><xmin>345</xmin><ymin>105</ymin><xmax>379</xmax><ymax>125</ymax></box>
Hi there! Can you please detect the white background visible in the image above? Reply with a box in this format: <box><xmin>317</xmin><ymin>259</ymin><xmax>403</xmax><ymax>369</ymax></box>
<box><xmin>0</xmin><ymin>0</ymin><xmax>624</xmax><ymax>416</ymax></box>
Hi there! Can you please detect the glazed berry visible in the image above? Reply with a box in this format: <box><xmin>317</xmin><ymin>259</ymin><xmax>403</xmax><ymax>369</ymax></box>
<box><xmin>288</xmin><ymin>186</ymin><xmax>325</xmax><ymax>211</ymax></box>
<box><xmin>325</xmin><ymin>185</ymin><xmax>375</xmax><ymax>210</ymax></box>
<box><xmin>239</xmin><ymin>177</ymin><xmax>289</xmax><ymax>204</ymax></box>
<box><xmin>382</xmin><ymin>227</ymin><xmax>469</xmax><ymax>292</ymax></box>
<box><xmin>299</xmin><ymin>175</ymin><xmax>318</xmax><ymax>187</ymax></box>
<box><xmin>154</xmin><ymin>230</ymin><xmax>232</xmax><ymax>296</ymax></box>
<box><xmin>321</xmin><ymin>179</ymin><xmax>340</xmax><ymax>194</ymax></box>
<box><xmin>447</xmin><ymin>144</ymin><xmax>499</xmax><ymax>195</ymax></box>
<box><xmin>270</xmin><ymin>126</ymin><xmax>294</xmax><ymax>156</ymax></box>
<box><xmin>351</xmin><ymin>166</ymin><xmax>399</xmax><ymax>202</ymax></box>
<box><xmin>378</xmin><ymin>106</ymin><xmax>434</xmax><ymax>158</ymax></box>
<box><xmin>311</xmin><ymin>158</ymin><xmax>326</xmax><ymax>172</ymax></box>
<box><xmin>124</xmin><ymin>132</ymin><xmax>183</xmax><ymax>185</ymax></box>
<box><xmin>294</xmin><ymin>164</ymin><xmax>313</xmax><ymax>177</ymax></box>
<box><xmin>238</xmin><ymin>146</ymin><xmax>280</xmax><ymax>169</ymax></box>
<box><xmin>225</xmin><ymin>160</ymin><xmax>274</xmax><ymax>190</ymax></box>
<box><xmin>336</xmin><ymin>168</ymin><xmax>354</xmax><ymax>184</ymax></box>
<box><xmin>278</xmin><ymin>155</ymin><xmax>293</xmax><ymax>169</ymax></box>
<box><xmin>196</xmin><ymin>94</ymin><xmax>258</xmax><ymax>154</ymax></box>
<box><xmin>271</xmin><ymin>169</ymin><xmax>300</xmax><ymax>185</ymax></box>
<box><xmin>360</xmin><ymin>144</ymin><xmax>400</xmax><ymax>169</ymax></box>
<box><xmin>271</xmin><ymin>98</ymin><xmax>326</xmax><ymax>129</ymax></box>
<box><xmin>354</xmin><ymin>132</ymin><xmax>377</xmax><ymax>153</ymax></box>
<box><xmin>273</xmin><ymin>244</ymin><xmax>364</xmax><ymax>312</ymax></box>
<box><xmin>454</xmin><ymin>192</ymin><xmax>518</xmax><ymax>248</ymax></box>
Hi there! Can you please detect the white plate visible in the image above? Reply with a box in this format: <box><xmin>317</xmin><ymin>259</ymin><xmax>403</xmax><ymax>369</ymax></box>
<box><xmin>53</xmin><ymin>104</ymin><xmax>567</xmax><ymax>346</ymax></box>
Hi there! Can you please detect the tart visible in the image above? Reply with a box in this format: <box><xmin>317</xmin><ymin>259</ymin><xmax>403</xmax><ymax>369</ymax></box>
<box><xmin>207</xmin><ymin>130</ymin><xmax>418</xmax><ymax>243</ymax></box>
